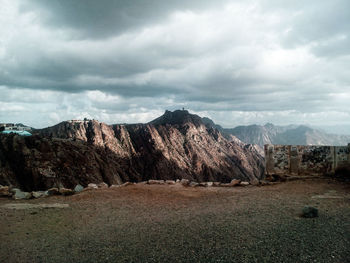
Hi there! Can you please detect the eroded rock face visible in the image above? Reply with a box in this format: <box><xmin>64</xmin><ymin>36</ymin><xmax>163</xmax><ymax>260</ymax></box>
<box><xmin>0</xmin><ymin>110</ymin><xmax>265</xmax><ymax>191</ymax></box>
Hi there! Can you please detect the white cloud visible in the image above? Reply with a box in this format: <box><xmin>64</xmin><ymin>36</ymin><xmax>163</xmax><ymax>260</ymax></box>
<box><xmin>0</xmin><ymin>0</ymin><xmax>349</xmax><ymax>133</ymax></box>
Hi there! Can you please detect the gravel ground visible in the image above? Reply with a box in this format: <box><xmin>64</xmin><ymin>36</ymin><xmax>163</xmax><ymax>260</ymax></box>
<box><xmin>0</xmin><ymin>178</ymin><xmax>349</xmax><ymax>263</ymax></box>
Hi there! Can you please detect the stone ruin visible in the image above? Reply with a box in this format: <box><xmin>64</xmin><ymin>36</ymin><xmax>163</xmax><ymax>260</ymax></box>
<box><xmin>264</xmin><ymin>143</ymin><xmax>350</xmax><ymax>177</ymax></box>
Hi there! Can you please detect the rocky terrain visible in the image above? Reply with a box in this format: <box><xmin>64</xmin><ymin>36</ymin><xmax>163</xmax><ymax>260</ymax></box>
<box><xmin>225</xmin><ymin>123</ymin><xmax>350</xmax><ymax>148</ymax></box>
<box><xmin>0</xmin><ymin>110</ymin><xmax>264</xmax><ymax>191</ymax></box>
<box><xmin>1</xmin><ymin>178</ymin><xmax>349</xmax><ymax>263</ymax></box>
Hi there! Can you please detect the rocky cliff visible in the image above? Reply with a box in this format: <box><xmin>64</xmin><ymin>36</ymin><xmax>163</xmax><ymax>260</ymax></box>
<box><xmin>0</xmin><ymin>110</ymin><xmax>265</xmax><ymax>190</ymax></box>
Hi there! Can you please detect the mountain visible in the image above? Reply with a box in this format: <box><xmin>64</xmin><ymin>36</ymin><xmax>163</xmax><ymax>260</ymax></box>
<box><xmin>227</xmin><ymin>123</ymin><xmax>350</xmax><ymax>148</ymax></box>
<box><xmin>0</xmin><ymin>110</ymin><xmax>265</xmax><ymax>191</ymax></box>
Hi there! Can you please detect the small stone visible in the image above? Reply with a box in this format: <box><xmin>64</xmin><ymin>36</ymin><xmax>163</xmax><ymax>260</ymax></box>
<box><xmin>230</xmin><ymin>179</ymin><xmax>241</xmax><ymax>186</ymax></box>
<box><xmin>121</xmin><ymin>182</ymin><xmax>132</xmax><ymax>187</ymax></box>
<box><xmin>213</xmin><ymin>182</ymin><xmax>221</xmax><ymax>187</ymax></box>
<box><xmin>259</xmin><ymin>180</ymin><xmax>271</xmax><ymax>186</ymax></box>
<box><xmin>12</xmin><ymin>189</ymin><xmax>32</xmax><ymax>200</ymax></box>
<box><xmin>97</xmin><ymin>182</ymin><xmax>108</xmax><ymax>189</ymax></box>
<box><xmin>250</xmin><ymin>179</ymin><xmax>260</xmax><ymax>186</ymax></box>
<box><xmin>59</xmin><ymin>188</ymin><xmax>74</xmax><ymax>196</ymax></box>
<box><xmin>165</xmin><ymin>180</ymin><xmax>176</xmax><ymax>185</ymax></box>
<box><xmin>74</xmin><ymin>184</ymin><xmax>84</xmax><ymax>193</ymax></box>
<box><xmin>148</xmin><ymin>180</ymin><xmax>165</xmax><ymax>185</ymax></box>
<box><xmin>32</xmin><ymin>191</ymin><xmax>45</xmax><ymax>198</ymax></box>
<box><xmin>137</xmin><ymin>181</ymin><xmax>148</xmax><ymax>185</ymax></box>
<box><xmin>302</xmin><ymin>206</ymin><xmax>318</xmax><ymax>218</ymax></box>
<box><xmin>47</xmin><ymin>188</ymin><xmax>60</xmax><ymax>195</ymax></box>
<box><xmin>87</xmin><ymin>183</ymin><xmax>98</xmax><ymax>189</ymax></box>
<box><xmin>189</xmin><ymin>182</ymin><xmax>199</xmax><ymax>187</ymax></box>
<box><xmin>180</xmin><ymin>179</ymin><xmax>190</xmax><ymax>186</ymax></box>
<box><xmin>175</xmin><ymin>179</ymin><xmax>180</xmax><ymax>183</ymax></box>
<box><xmin>240</xmin><ymin>181</ymin><xmax>250</xmax><ymax>186</ymax></box>
<box><xmin>199</xmin><ymin>182</ymin><xmax>207</xmax><ymax>187</ymax></box>
<box><xmin>0</xmin><ymin>186</ymin><xmax>11</xmax><ymax>197</ymax></box>
<box><xmin>109</xmin><ymin>184</ymin><xmax>121</xmax><ymax>188</ymax></box>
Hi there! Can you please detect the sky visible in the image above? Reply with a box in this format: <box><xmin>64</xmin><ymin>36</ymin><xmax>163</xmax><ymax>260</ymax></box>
<box><xmin>0</xmin><ymin>0</ymin><xmax>349</xmax><ymax>133</ymax></box>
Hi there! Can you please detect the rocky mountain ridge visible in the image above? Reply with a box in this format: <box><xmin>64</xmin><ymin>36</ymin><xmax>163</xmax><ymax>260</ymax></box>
<box><xmin>204</xmin><ymin>122</ymin><xmax>350</xmax><ymax>148</ymax></box>
<box><xmin>0</xmin><ymin>110</ymin><xmax>265</xmax><ymax>191</ymax></box>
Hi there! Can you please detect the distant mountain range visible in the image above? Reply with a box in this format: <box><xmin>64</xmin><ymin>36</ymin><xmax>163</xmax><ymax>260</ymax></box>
<box><xmin>213</xmin><ymin>123</ymin><xmax>350</xmax><ymax>148</ymax></box>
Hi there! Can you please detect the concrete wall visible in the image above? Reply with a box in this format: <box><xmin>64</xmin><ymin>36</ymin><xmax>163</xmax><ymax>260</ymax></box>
<box><xmin>265</xmin><ymin>144</ymin><xmax>350</xmax><ymax>176</ymax></box>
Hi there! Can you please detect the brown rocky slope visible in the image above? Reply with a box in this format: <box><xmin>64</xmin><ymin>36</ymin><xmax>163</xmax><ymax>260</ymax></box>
<box><xmin>0</xmin><ymin>110</ymin><xmax>264</xmax><ymax>190</ymax></box>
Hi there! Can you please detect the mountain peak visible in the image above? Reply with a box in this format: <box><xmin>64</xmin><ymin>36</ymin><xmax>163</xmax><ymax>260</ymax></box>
<box><xmin>149</xmin><ymin>109</ymin><xmax>203</xmax><ymax>126</ymax></box>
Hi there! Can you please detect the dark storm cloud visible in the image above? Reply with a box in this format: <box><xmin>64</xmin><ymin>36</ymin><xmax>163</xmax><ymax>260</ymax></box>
<box><xmin>20</xmin><ymin>0</ymin><xmax>228</xmax><ymax>38</ymax></box>
<box><xmin>1</xmin><ymin>0</ymin><xmax>349</xmax><ymax>129</ymax></box>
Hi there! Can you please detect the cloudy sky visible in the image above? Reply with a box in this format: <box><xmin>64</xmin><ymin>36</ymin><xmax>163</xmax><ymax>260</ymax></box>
<box><xmin>1</xmin><ymin>0</ymin><xmax>349</xmax><ymax>133</ymax></box>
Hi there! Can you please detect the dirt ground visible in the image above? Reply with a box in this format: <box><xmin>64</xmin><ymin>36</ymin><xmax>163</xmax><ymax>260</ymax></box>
<box><xmin>0</xmin><ymin>178</ymin><xmax>349</xmax><ymax>263</ymax></box>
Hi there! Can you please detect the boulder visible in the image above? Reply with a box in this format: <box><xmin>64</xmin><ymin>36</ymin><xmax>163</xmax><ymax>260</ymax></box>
<box><xmin>189</xmin><ymin>182</ymin><xmax>199</xmax><ymax>187</ymax></box>
<box><xmin>148</xmin><ymin>180</ymin><xmax>165</xmax><ymax>185</ymax></box>
<box><xmin>165</xmin><ymin>180</ymin><xmax>176</xmax><ymax>185</ymax></box>
<box><xmin>230</xmin><ymin>179</ymin><xmax>241</xmax><ymax>186</ymax></box>
<box><xmin>302</xmin><ymin>206</ymin><xmax>318</xmax><ymax>218</ymax></box>
<box><xmin>0</xmin><ymin>186</ymin><xmax>11</xmax><ymax>197</ymax></box>
<box><xmin>47</xmin><ymin>187</ymin><xmax>60</xmax><ymax>195</ymax></box>
<box><xmin>180</xmin><ymin>179</ymin><xmax>190</xmax><ymax>186</ymax></box>
<box><xmin>97</xmin><ymin>182</ymin><xmax>108</xmax><ymax>189</ymax></box>
<box><xmin>74</xmin><ymin>184</ymin><xmax>84</xmax><ymax>193</ymax></box>
<box><xmin>12</xmin><ymin>189</ymin><xmax>32</xmax><ymax>200</ymax></box>
<box><xmin>59</xmin><ymin>188</ymin><xmax>75</xmax><ymax>196</ymax></box>
<box><xmin>32</xmin><ymin>191</ymin><xmax>46</xmax><ymax>198</ymax></box>
<box><xmin>240</xmin><ymin>181</ymin><xmax>250</xmax><ymax>186</ymax></box>
<box><xmin>87</xmin><ymin>183</ymin><xmax>98</xmax><ymax>189</ymax></box>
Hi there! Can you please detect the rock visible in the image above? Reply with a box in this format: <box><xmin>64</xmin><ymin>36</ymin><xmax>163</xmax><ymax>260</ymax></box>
<box><xmin>240</xmin><ymin>181</ymin><xmax>250</xmax><ymax>186</ymax></box>
<box><xmin>0</xmin><ymin>186</ymin><xmax>11</xmax><ymax>197</ymax></box>
<box><xmin>32</xmin><ymin>191</ymin><xmax>45</xmax><ymax>198</ymax></box>
<box><xmin>82</xmin><ymin>186</ymin><xmax>94</xmax><ymax>192</ymax></box>
<box><xmin>250</xmin><ymin>179</ymin><xmax>260</xmax><ymax>186</ymax></box>
<box><xmin>302</xmin><ymin>206</ymin><xmax>318</xmax><ymax>218</ymax></box>
<box><xmin>12</xmin><ymin>189</ymin><xmax>32</xmax><ymax>200</ymax></box>
<box><xmin>74</xmin><ymin>184</ymin><xmax>84</xmax><ymax>193</ymax></box>
<box><xmin>221</xmin><ymin>183</ymin><xmax>232</xmax><ymax>187</ymax></box>
<box><xmin>199</xmin><ymin>182</ymin><xmax>207</xmax><ymax>187</ymax></box>
<box><xmin>230</xmin><ymin>179</ymin><xmax>241</xmax><ymax>186</ymax></box>
<box><xmin>259</xmin><ymin>180</ymin><xmax>271</xmax><ymax>186</ymax></box>
<box><xmin>180</xmin><ymin>179</ymin><xmax>190</xmax><ymax>186</ymax></box>
<box><xmin>87</xmin><ymin>183</ymin><xmax>98</xmax><ymax>189</ymax></box>
<box><xmin>137</xmin><ymin>181</ymin><xmax>148</xmax><ymax>185</ymax></box>
<box><xmin>59</xmin><ymin>188</ymin><xmax>75</xmax><ymax>196</ymax></box>
<box><xmin>148</xmin><ymin>180</ymin><xmax>165</xmax><ymax>185</ymax></box>
<box><xmin>109</xmin><ymin>184</ymin><xmax>121</xmax><ymax>188</ymax></box>
<box><xmin>213</xmin><ymin>182</ymin><xmax>221</xmax><ymax>187</ymax></box>
<box><xmin>175</xmin><ymin>179</ymin><xmax>180</xmax><ymax>183</ymax></box>
<box><xmin>47</xmin><ymin>187</ymin><xmax>60</xmax><ymax>195</ymax></box>
<box><xmin>121</xmin><ymin>182</ymin><xmax>133</xmax><ymax>187</ymax></box>
<box><xmin>97</xmin><ymin>182</ymin><xmax>108</xmax><ymax>189</ymax></box>
<box><xmin>189</xmin><ymin>182</ymin><xmax>199</xmax><ymax>187</ymax></box>
<box><xmin>165</xmin><ymin>180</ymin><xmax>176</xmax><ymax>185</ymax></box>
